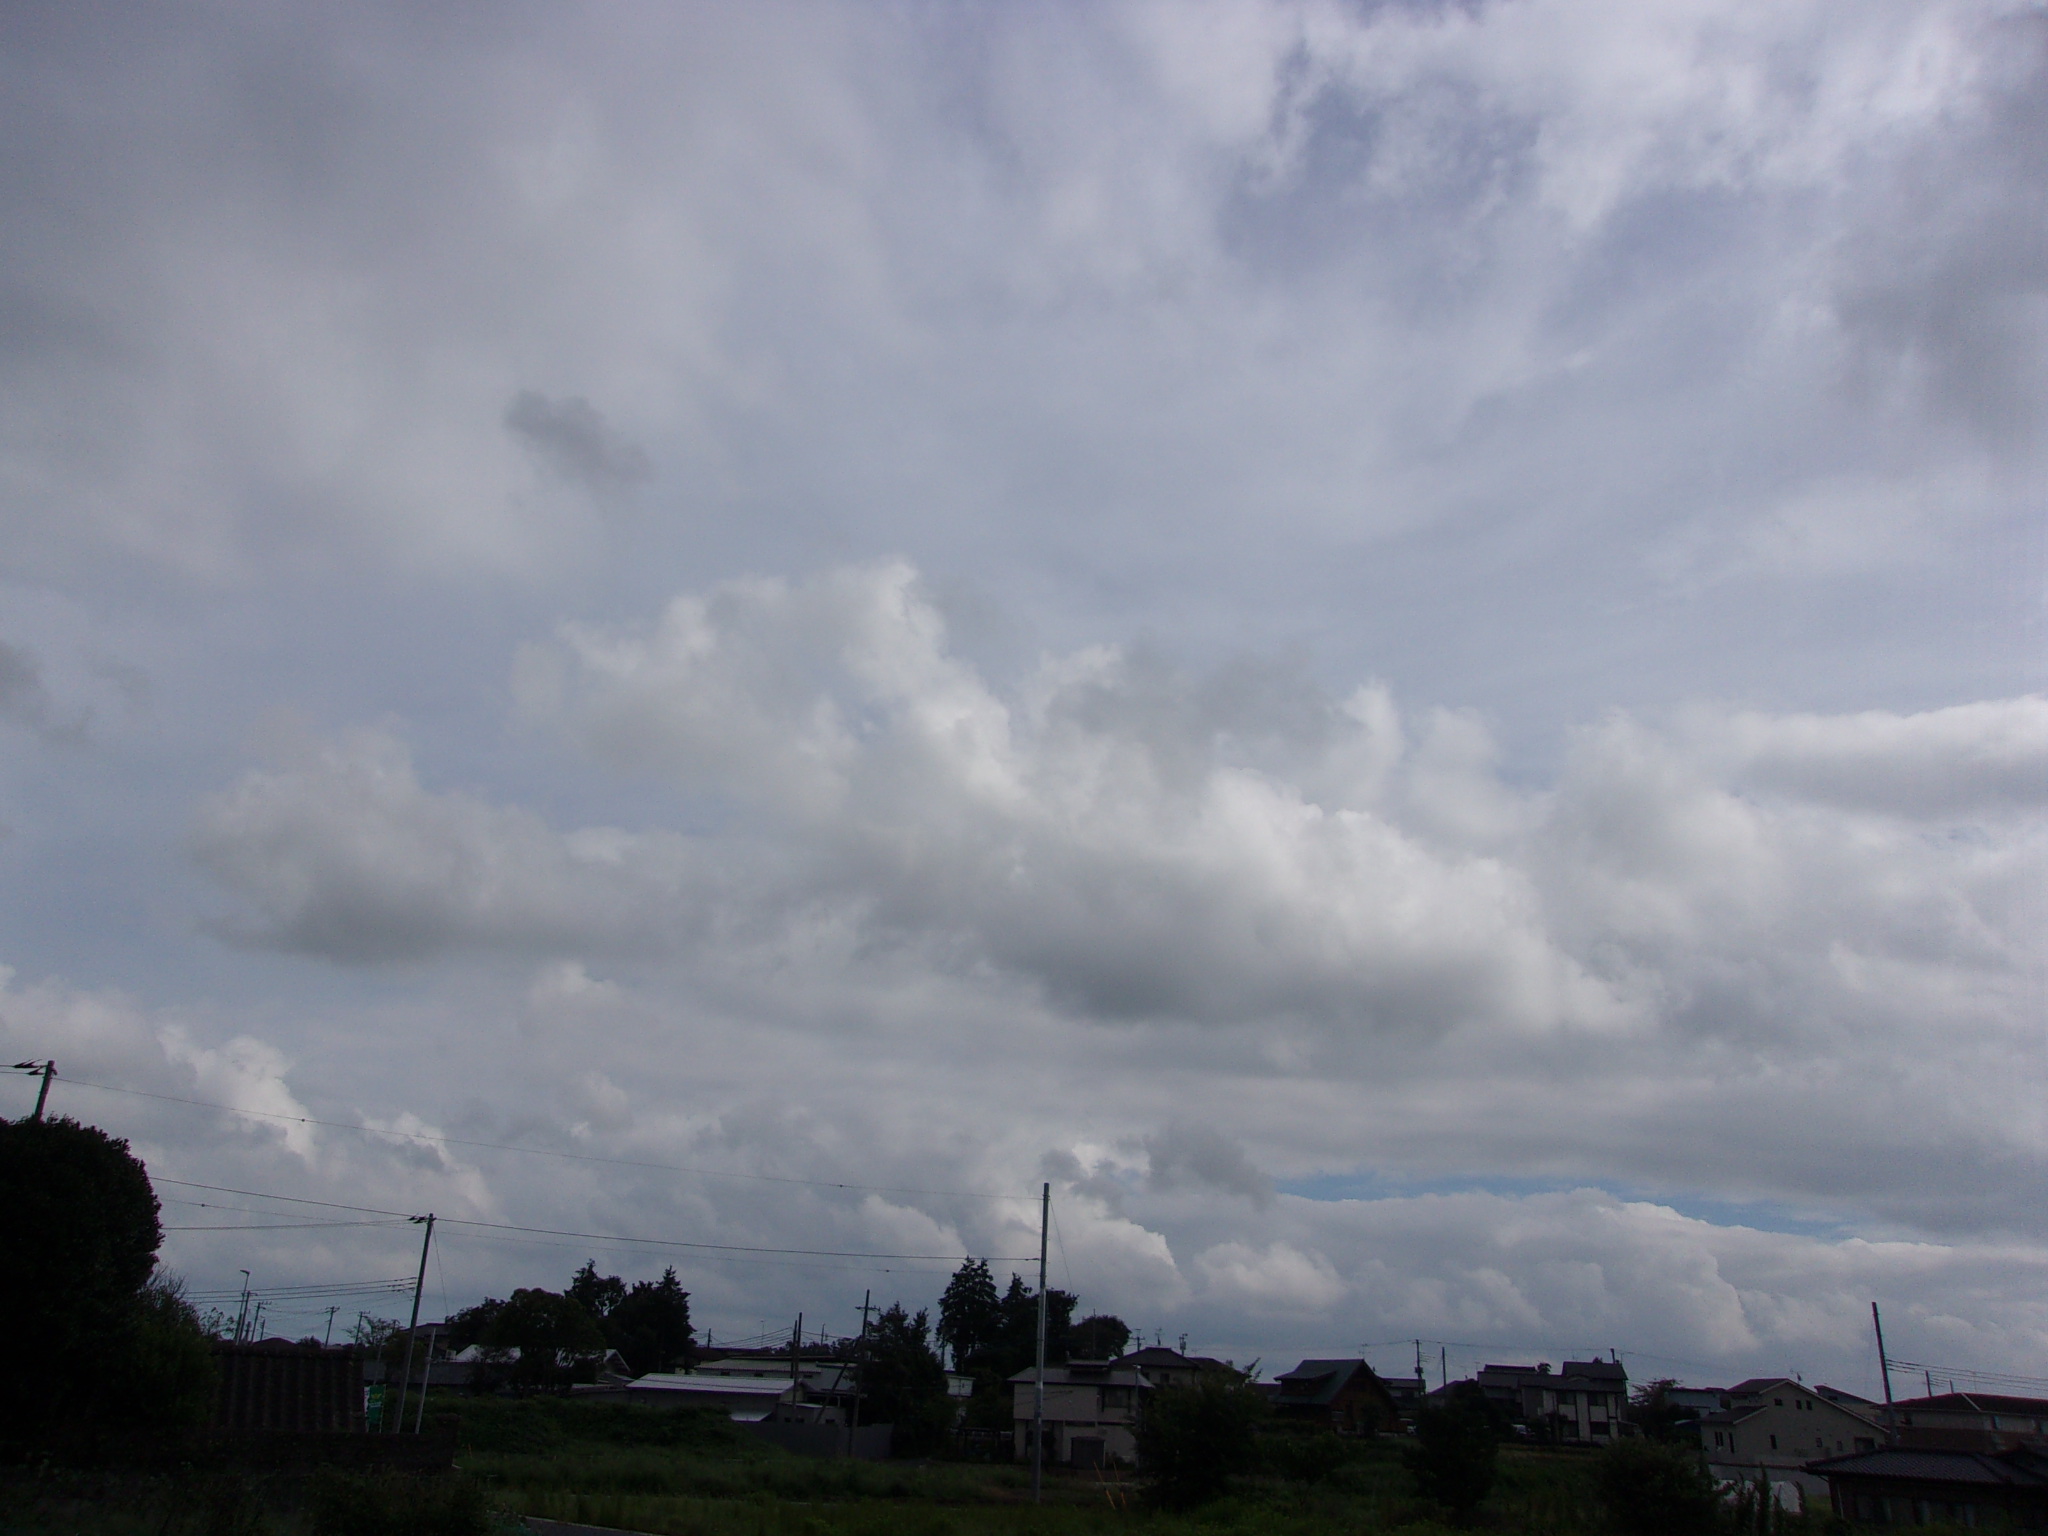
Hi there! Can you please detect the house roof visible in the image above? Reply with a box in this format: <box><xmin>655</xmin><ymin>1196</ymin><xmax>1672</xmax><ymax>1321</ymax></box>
<box><xmin>627</xmin><ymin>1373</ymin><xmax>796</xmax><ymax>1398</ymax></box>
<box><xmin>1891</xmin><ymin>1392</ymin><xmax>2048</xmax><ymax>1417</ymax></box>
<box><xmin>1005</xmin><ymin>1363</ymin><xmax>1151</xmax><ymax>1387</ymax></box>
<box><xmin>1275</xmin><ymin>1360</ymin><xmax>1387</xmax><ymax>1407</ymax></box>
<box><xmin>1477</xmin><ymin>1360</ymin><xmax>1626</xmax><ymax>1384</ymax></box>
<box><xmin>1810</xmin><ymin>1447</ymin><xmax>2048</xmax><ymax>1487</ymax></box>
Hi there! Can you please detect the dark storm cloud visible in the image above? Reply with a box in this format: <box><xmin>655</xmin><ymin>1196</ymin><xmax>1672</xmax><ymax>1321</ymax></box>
<box><xmin>505</xmin><ymin>391</ymin><xmax>652</xmax><ymax>492</ymax></box>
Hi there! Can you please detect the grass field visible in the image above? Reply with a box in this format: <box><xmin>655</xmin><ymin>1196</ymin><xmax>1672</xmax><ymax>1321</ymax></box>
<box><xmin>0</xmin><ymin>1394</ymin><xmax>1895</xmax><ymax>1536</ymax></box>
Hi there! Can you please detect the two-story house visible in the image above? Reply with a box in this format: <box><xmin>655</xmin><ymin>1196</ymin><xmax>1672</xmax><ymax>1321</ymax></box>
<box><xmin>1698</xmin><ymin>1377</ymin><xmax>1884</xmax><ymax>1506</ymax></box>
<box><xmin>1009</xmin><ymin>1359</ymin><xmax>1153</xmax><ymax>1469</ymax></box>
<box><xmin>1475</xmin><ymin>1360</ymin><xmax>1628</xmax><ymax>1443</ymax></box>
<box><xmin>1888</xmin><ymin>1392</ymin><xmax>2048</xmax><ymax>1450</ymax></box>
<box><xmin>1272</xmin><ymin>1359</ymin><xmax>1400</xmax><ymax>1434</ymax></box>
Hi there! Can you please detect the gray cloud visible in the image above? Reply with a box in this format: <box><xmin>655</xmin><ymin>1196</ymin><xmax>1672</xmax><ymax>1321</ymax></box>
<box><xmin>505</xmin><ymin>390</ymin><xmax>652</xmax><ymax>493</ymax></box>
<box><xmin>0</xmin><ymin>1</ymin><xmax>2041</xmax><ymax>1390</ymax></box>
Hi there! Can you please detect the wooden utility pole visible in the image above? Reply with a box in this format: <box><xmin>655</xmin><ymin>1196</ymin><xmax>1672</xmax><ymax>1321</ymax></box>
<box><xmin>1871</xmin><ymin>1302</ymin><xmax>1895</xmax><ymax>1431</ymax></box>
<box><xmin>1032</xmin><ymin>1182</ymin><xmax>1049</xmax><ymax>1504</ymax></box>
<box><xmin>390</xmin><ymin>1214</ymin><xmax>434</xmax><ymax>1432</ymax></box>
<box><xmin>12</xmin><ymin>1060</ymin><xmax>55</xmax><ymax>1120</ymax></box>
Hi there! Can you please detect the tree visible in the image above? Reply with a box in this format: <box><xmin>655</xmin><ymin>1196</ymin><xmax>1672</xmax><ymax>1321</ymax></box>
<box><xmin>1135</xmin><ymin>1370</ymin><xmax>1268</xmax><ymax>1506</ymax></box>
<box><xmin>994</xmin><ymin>1272</ymin><xmax>1077</xmax><ymax>1376</ymax></box>
<box><xmin>936</xmin><ymin>1258</ymin><xmax>1001</xmax><ymax>1371</ymax></box>
<box><xmin>1625</xmin><ymin>1378</ymin><xmax>1693</xmax><ymax>1443</ymax></box>
<box><xmin>605</xmin><ymin>1268</ymin><xmax>694</xmax><ymax>1375</ymax></box>
<box><xmin>1405</xmin><ymin>1383</ymin><xmax>1501</xmax><ymax>1525</ymax></box>
<box><xmin>482</xmin><ymin>1288</ymin><xmax>607</xmax><ymax>1392</ymax></box>
<box><xmin>855</xmin><ymin>1303</ymin><xmax>951</xmax><ymax>1456</ymax></box>
<box><xmin>1597</xmin><ymin>1436</ymin><xmax>1721</xmax><ymax>1536</ymax></box>
<box><xmin>568</xmin><ymin>1260</ymin><xmax>627</xmax><ymax>1321</ymax></box>
<box><xmin>0</xmin><ymin>1114</ymin><xmax>215</xmax><ymax>1441</ymax></box>
<box><xmin>1069</xmin><ymin>1314</ymin><xmax>1131</xmax><ymax>1360</ymax></box>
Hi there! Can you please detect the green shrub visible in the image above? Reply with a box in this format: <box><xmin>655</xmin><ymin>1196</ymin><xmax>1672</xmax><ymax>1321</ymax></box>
<box><xmin>1596</xmin><ymin>1437</ymin><xmax>1720</xmax><ymax>1536</ymax></box>
<box><xmin>1134</xmin><ymin>1371</ymin><xmax>1268</xmax><ymax>1507</ymax></box>
<box><xmin>303</xmin><ymin>1470</ymin><xmax>493</xmax><ymax>1536</ymax></box>
<box><xmin>1404</xmin><ymin>1387</ymin><xmax>1500</xmax><ymax>1525</ymax></box>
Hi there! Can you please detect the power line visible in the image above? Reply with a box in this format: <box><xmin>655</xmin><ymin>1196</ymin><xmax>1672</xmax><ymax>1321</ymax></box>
<box><xmin>165</xmin><ymin>1220</ymin><xmax>409</xmax><ymax>1232</ymax></box>
<box><xmin>150</xmin><ymin>1176</ymin><xmax>1029</xmax><ymax>1265</ymax></box>
<box><xmin>62</xmin><ymin>1076</ymin><xmax>1034</xmax><ymax>1202</ymax></box>
<box><xmin>1887</xmin><ymin>1357</ymin><xmax>2048</xmax><ymax>1394</ymax></box>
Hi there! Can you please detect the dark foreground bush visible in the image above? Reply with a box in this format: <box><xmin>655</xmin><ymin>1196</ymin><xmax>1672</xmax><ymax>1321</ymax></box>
<box><xmin>1596</xmin><ymin>1436</ymin><xmax>1721</xmax><ymax>1536</ymax></box>
<box><xmin>304</xmin><ymin>1470</ymin><xmax>493</xmax><ymax>1536</ymax></box>
<box><xmin>1404</xmin><ymin>1387</ymin><xmax>1500</xmax><ymax>1525</ymax></box>
<box><xmin>1135</xmin><ymin>1372</ymin><xmax>1268</xmax><ymax>1506</ymax></box>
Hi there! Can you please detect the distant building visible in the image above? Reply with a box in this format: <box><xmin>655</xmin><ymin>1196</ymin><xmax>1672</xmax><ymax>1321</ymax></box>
<box><xmin>1811</xmin><ymin>1445</ymin><xmax>2048</xmax><ymax>1528</ymax></box>
<box><xmin>1115</xmin><ymin>1345</ymin><xmax>1235</xmax><ymax>1392</ymax></box>
<box><xmin>1271</xmin><ymin>1360</ymin><xmax>1400</xmax><ymax>1435</ymax></box>
<box><xmin>1888</xmin><ymin>1392</ymin><xmax>2048</xmax><ymax>1451</ymax></box>
<box><xmin>1475</xmin><ymin>1360</ymin><xmax>1628</xmax><ymax>1444</ymax></box>
<box><xmin>611</xmin><ymin>1372</ymin><xmax>804</xmax><ymax>1422</ymax></box>
<box><xmin>1696</xmin><ymin>1377</ymin><xmax>1884</xmax><ymax>1505</ymax></box>
<box><xmin>1008</xmin><ymin>1360</ymin><xmax>1153</xmax><ymax>1468</ymax></box>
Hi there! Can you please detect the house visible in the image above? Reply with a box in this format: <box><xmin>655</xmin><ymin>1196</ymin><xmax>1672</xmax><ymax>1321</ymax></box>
<box><xmin>1008</xmin><ymin>1359</ymin><xmax>1153</xmax><ymax>1469</ymax></box>
<box><xmin>1272</xmin><ymin>1360</ymin><xmax>1400</xmax><ymax>1435</ymax></box>
<box><xmin>1810</xmin><ymin>1444</ymin><xmax>2048</xmax><ymax>1529</ymax></box>
<box><xmin>1117</xmin><ymin>1345</ymin><xmax>1236</xmax><ymax>1392</ymax></box>
<box><xmin>1475</xmin><ymin>1360</ymin><xmax>1629</xmax><ymax>1443</ymax></box>
<box><xmin>1696</xmin><ymin>1378</ymin><xmax>1884</xmax><ymax>1506</ymax></box>
<box><xmin>1888</xmin><ymin>1392</ymin><xmax>2048</xmax><ymax>1451</ymax></box>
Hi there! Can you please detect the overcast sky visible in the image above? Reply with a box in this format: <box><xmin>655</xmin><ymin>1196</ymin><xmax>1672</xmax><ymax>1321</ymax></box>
<box><xmin>2</xmin><ymin>0</ymin><xmax>2044</xmax><ymax>1393</ymax></box>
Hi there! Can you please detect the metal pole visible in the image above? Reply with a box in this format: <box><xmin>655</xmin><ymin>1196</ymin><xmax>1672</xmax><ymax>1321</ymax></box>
<box><xmin>1871</xmin><ymin>1302</ymin><xmax>1895</xmax><ymax>1434</ymax></box>
<box><xmin>1033</xmin><ymin>1181</ymin><xmax>1049</xmax><ymax>1503</ymax></box>
<box><xmin>414</xmin><ymin>1326</ymin><xmax>438</xmax><ymax>1433</ymax></box>
<box><xmin>391</xmin><ymin>1214</ymin><xmax>434</xmax><ymax>1433</ymax></box>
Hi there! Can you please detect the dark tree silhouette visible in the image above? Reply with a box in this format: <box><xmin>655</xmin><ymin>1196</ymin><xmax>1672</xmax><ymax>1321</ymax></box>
<box><xmin>1405</xmin><ymin>1383</ymin><xmax>1502</xmax><ymax>1525</ymax></box>
<box><xmin>1135</xmin><ymin>1371</ymin><xmax>1268</xmax><ymax>1506</ymax></box>
<box><xmin>0</xmin><ymin>1115</ymin><xmax>213</xmax><ymax>1441</ymax></box>
<box><xmin>936</xmin><ymin>1257</ymin><xmax>1000</xmax><ymax>1371</ymax></box>
<box><xmin>855</xmin><ymin>1303</ymin><xmax>951</xmax><ymax>1455</ymax></box>
<box><xmin>482</xmin><ymin>1288</ymin><xmax>607</xmax><ymax>1391</ymax></box>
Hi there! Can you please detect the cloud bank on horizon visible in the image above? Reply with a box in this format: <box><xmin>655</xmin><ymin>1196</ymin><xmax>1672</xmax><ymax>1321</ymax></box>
<box><xmin>0</xmin><ymin>0</ymin><xmax>2042</xmax><ymax>1391</ymax></box>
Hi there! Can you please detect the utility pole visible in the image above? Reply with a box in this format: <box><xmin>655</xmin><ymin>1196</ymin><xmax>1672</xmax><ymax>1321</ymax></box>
<box><xmin>1414</xmin><ymin>1339</ymin><xmax>1425</xmax><ymax>1399</ymax></box>
<box><xmin>413</xmin><ymin>1326</ymin><xmax>439</xmax><ymax>1433</ymax></box>
<box><xmin>234</xmin><ymin>1271</ymin><xmax>252</xmax><ymax>1344</ymax></box>
<box><xmin>12</xmin><ymin>1061</ymin><xmax>55</xmax><ymax>1120</ymax></box>
<box><xmin>1441</xmin><ymin>1345</ymin><xmax>1448</xmax><ymax>1391</ymax></box>
<box><xmin>1871</xmin><ymin>1302</ymin><xmax>1895</xmax><ymax>1433</ymax></box>
<box><xmin>791</xmin><ymin>1313</ymin><xmax>804</xmax><ymax>1382</ymax></box>
<box><xmin>390</xmin><ymin>1214</ymin><xmax>434</xmax><ymax>1433</ymax></box>
<box><xmin>251</xmin><ymin>1300</ymin><xmax>266</xmax><ymax>1340</ymax></box>
<box><xmin>324</xmin><ymin>1306</ymin><xmax>339</xmax><ymax>1347</ymax></box>
<box><xmin>851</xmin><ymin>1290</ymin><xmax>871</xmax><ymax>1437</ymax></box>
<box><xmin>1032</xmin><ymin>1181</ymin><xmax>1049</xmax><ymax>1504</ymax></box>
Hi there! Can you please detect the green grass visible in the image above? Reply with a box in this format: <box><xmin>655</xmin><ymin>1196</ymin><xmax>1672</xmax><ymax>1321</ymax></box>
<box><xmin>0</xmin><ymin>1400</ymin><xmax>1868</xmax><ymax>1536</ymax></box>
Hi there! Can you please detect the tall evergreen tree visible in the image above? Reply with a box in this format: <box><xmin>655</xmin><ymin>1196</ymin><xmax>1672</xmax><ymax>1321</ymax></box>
<box><xmin>936</xmin><ymin>1257</ymin><xmax>1000</xmax><ymax>1370</ymax></box>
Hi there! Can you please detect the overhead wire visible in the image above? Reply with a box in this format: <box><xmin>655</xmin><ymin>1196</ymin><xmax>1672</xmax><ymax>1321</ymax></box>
<box><xmin>151</xmin><ymin>1176</ymin><xmax>1033</xmax><ymax>1265</ymax></box>
<box><xmin>61</xmin><ymin>1075</ymin><xmax>1035</xmax><ymax>1202</ymax></box>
